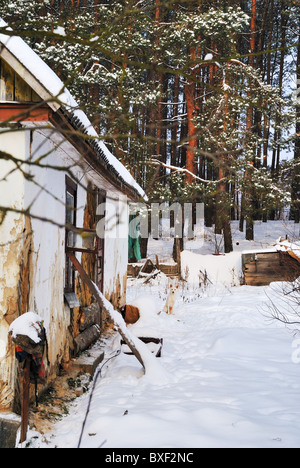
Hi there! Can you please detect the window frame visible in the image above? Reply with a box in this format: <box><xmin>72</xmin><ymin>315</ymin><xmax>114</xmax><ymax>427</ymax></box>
<box><xmin>65</xmin><ymin>176</ymin><xmax>77</xmax><ymax>293</ymax></box>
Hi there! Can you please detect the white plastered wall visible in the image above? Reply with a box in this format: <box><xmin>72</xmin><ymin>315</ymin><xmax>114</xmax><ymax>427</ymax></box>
<box><xmin>0</xmin><ymin>124</ymin><xmax>130</xmax><ymax>409</ymax></box>
<box><xmin>102</xmin><ymin>195</ymin><xmax>129</xmax><ymax>309</ymax></box>
<box><xmin>0</xmin><ymin>129</ymin><xmax>29</xmax><ymax>409</ymax></box>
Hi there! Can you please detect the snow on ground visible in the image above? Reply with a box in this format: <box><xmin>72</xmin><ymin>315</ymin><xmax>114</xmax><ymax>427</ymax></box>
<box><xmin>32</xmin><ymin>281</ymin><xmax>300</xmax><ymax>449</ymax></box>
<box><xmin>27</xmin><ymin>221</ymin><xmax>300</xmax><ymax>449</ymax></box>
<box><xmin>148</xmin><ymin>220</ymin><xmax>300</xmax><ymax>260</ymax></box>
<box><xmin>150</xmin><ymin>220</ymin><xmax>300</xmax><ymax>287</ymax></box>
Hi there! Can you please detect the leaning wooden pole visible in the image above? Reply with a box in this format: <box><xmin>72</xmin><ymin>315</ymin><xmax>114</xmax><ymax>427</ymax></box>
<box><xmin>67</xmin><ymin>252</ymin><xmax>145</xmax><ymax>369</ymax></box>
<box><xmin>20</xmin><ymin>356</ymin><xmax>31</xmax><ymax>444</ymax></box>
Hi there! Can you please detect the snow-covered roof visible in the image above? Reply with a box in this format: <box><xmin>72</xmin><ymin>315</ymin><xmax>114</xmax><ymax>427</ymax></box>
<box><xmin>0</xmin><ymin>19</ymin><xmax>146</xmax><ymax>200</ymax></box>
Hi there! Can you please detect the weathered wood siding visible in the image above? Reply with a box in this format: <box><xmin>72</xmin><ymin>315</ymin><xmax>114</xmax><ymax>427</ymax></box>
<box><xmin>243</xmin><ymin>252</ymin><xmax>300</xmax><ymax>286</ymax></box>
<box><xmin>0</xmin><ymin>58</ymin><xmax>41</xmax><ymax>102</ymax></box>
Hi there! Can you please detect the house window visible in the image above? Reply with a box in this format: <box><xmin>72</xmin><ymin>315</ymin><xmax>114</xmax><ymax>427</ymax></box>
<box><xmin>65</xmin><ymin>176</ymin><xmax>77</xmax><ymax>293</ymax></box>
<box><xmin>0</xmin><ymin>58</ymin><xmax>41</xmax><ymax>102</ymax></box>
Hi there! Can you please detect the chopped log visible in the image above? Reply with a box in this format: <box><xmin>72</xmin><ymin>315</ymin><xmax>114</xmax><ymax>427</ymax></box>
<box><xmin>74</xmin><ymin>325</ymin><xmax>101</xmax><ymax>353</ymax></box>
<box><xmin>79</xmin><ymin>303</ymin><xmax>101</xmax><ymax>332</ymax></box>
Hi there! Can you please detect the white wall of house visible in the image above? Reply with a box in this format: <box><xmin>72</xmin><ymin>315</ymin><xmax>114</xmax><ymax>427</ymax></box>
<box><xmin>0</xmin><ymin>129</ymin><xmax>29</xmax><ymax>409</ymax></box>
<box><xmin>23</xmin><ymin>128</ymin><xmax>74</xmax><ymax>367</ymax></box>
<box><xmin>103</xmin><ymin>195</ymin><xmax>129</xmax><ymax>308</ymax></box>
<box><xmin>0</xmin><ymin>124</ymin><xmax>130</xmax><ymax>410</ymax></box>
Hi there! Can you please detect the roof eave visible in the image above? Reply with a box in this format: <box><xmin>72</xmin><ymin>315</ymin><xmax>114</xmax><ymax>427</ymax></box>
<box><xmin>50</xmin><ymin>109</ymin><xmax>145</xmax><ymax>202</ymax></box>
<box><xmin>0</xmin><ymin>45</ymin><xmax>61</xmax><ymax>112</ymax></box>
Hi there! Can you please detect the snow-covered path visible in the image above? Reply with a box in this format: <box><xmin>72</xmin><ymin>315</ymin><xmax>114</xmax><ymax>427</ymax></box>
<box><xmin>33</xmin><ymin>282</ymin><xmax>300</xmax><ymax>449</ymax></box>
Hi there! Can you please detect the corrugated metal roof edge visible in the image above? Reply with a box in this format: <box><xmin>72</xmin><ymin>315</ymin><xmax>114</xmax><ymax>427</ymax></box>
<box><xmin>64</xmin><ymin>109</ymin><xmax>147</xmax><ymax>201</ymax></box>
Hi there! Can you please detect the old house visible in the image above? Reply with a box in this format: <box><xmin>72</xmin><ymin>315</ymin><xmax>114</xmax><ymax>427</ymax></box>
<box><xmin>0</xmin><ymin>23</ymin><xmax>146</xmax><ymax>413</ymax></box>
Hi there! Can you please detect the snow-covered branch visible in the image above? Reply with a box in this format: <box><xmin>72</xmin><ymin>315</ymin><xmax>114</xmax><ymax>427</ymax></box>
<box><xmin>146</xmin><ymin>159</ymin><xmax>225</xmax><ymax>184</ymax></box>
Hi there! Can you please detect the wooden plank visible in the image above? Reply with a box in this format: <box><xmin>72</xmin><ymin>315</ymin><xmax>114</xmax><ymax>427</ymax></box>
<box><xmin>254</xmin><ymin>256</ymin><xmax>281</xmax><ymax>262</ymax></box>
<box><xmin>244</xmin><ymin>273</ymin><xmax>284</xmax><ymax>279</ymax></box>
<box><xmin>66</xmin><ymin>246</ymin><xmax>97</xmax><ymax>254</ymax></box>
<box><xmin>245</xmin><ymin>275</ymin><xmax>291</xmax><ymax>283</ymax></box>
<box><xmin>245</xmin><ymin>263</ymin><xmax>295</xmax><ymax>272</ymax></box>
<box><xmin>0</xmin><ymin>104</ymin><xmax>51</xmax><ymax>122</ymax></box>
<box><xmin>15</xmin><ymin>74</ymin><xmax>32</xmax><ymax>102</ymax></box>
<box><xmin>0</xmin><ymin>59</ymin><xmax>4</xmax><ymax>101</ymax></box>
<box><xmin>127</xmin><ymin>262</ymin><xmax>179</xmax><ymax>278</ymax></box>
<box><xmin>245</xmin><ymin>274</ymin><xmax>296</xmax><ymax>281</ymax></box>
<box><xmin>1</xmin><ymin>60</ymin><xmax>14</xmax><ymax>101</ymax></box>
<box><xmin>19</xmin><ymin>356</ymin><xmax>31</xmax><ymax>444</ymax></box>
<box><xmin>31</xmin><ymin>89</ymin><xmax>42</xmax><ymax>103</ymax></box>
<box><xmin>243</xmin><ymin>253</ymin><xmax>279</xmax><ymax>267</ymax></box>
<box><xmin>245</xmin><ymin>269</ymin><xmax>291</xmax><ymax>276</ymax></box>
<box><xmin>252</xmin><ymin>258</ymin><xmax>282</xmax><ymax>264</ymax></box>
<box><xmin>256</xmin><ymin>253</ymin><xmax>280</xmax><ymax>259</ymax></box>
<box><xmin>245</xmin><ymin>265</ymin><xmax>284</xmax><ymax>273</ymax></box>
<box><xmin>245</xmin><ymin>274</ymin><xmax>288</xmax><ymax>281</ymax></box>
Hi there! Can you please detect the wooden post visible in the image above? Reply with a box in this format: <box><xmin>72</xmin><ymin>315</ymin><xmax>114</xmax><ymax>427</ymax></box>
<box><xmin>173</xmin><ymin>237</ymin><xmax>182</xmax><ymax>280</ymax></box>
<box><xmin>20</xmin><ymin>356</ymin><xmax>31</xmax><ymax>444</ymax></box>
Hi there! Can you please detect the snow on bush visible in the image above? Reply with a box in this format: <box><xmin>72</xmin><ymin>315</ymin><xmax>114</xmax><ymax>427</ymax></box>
<box><xmin>181</xmin><ymin>250</ymin><xmax>242</xmax><ymax>287</ymax></box>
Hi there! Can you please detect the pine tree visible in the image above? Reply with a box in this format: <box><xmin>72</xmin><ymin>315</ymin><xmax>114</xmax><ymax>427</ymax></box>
<box><xmin>0</xmin><ymin>0</ymin><xmax>297</xmax><ymax>247</ymax></box>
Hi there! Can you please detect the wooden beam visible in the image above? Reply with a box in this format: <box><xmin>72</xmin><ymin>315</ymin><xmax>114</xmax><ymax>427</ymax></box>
<box><xmin>66</xmin><ymin>246</ymin><xmax>97</xmax><ymax>255</ymax></box>
<box><xmin>0</xmin><ymin>103</ymin><xmax>51</xmax><ymax>122</ymax></box>
<box><xmin>66</xmin><ymin>252</ymin><xmax>146</xmax><ymax>368</ymax></box>
<box><xmin>19</xmin><ymin>356</ymin><xmax>31</xmax><ymax>444</ymax></box>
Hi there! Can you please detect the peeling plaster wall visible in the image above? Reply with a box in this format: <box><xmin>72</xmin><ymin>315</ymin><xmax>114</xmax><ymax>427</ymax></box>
<box><xmin>0</xmin><ymin>125</ymin><xmax>131</xmax><ymax>410</ymax></box>
<box><xmin>23</xmin><ymin>129</ymin><xmax>85</xmax><ymax>372</ymax></box>
<box><xmin>103</xmin><ymin>196</ymin><xmax>129</xmax><ymax>310</ymax></box>
<box><xmin>0</xmin><ymin>130</ymin><xmax>29</xmax><ymax>410</ymax></box>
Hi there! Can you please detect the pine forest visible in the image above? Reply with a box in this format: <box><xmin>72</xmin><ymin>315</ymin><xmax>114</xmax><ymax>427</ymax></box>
<box><xmin>0</xmin><ymin>0</ymin><xmax>299</xmax><ymax>253</ymax></box>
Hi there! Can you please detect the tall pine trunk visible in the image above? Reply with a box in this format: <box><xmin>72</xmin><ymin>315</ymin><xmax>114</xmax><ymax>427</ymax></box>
<box><xmin>244</xmin><ymin>0</ymin><xmax>257</xmax><ymax>241</ymax></box>
<box><xmin>291</xmin><ymin>17</ymin><xmax>300</xmax><ymax>224</ymax></box>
